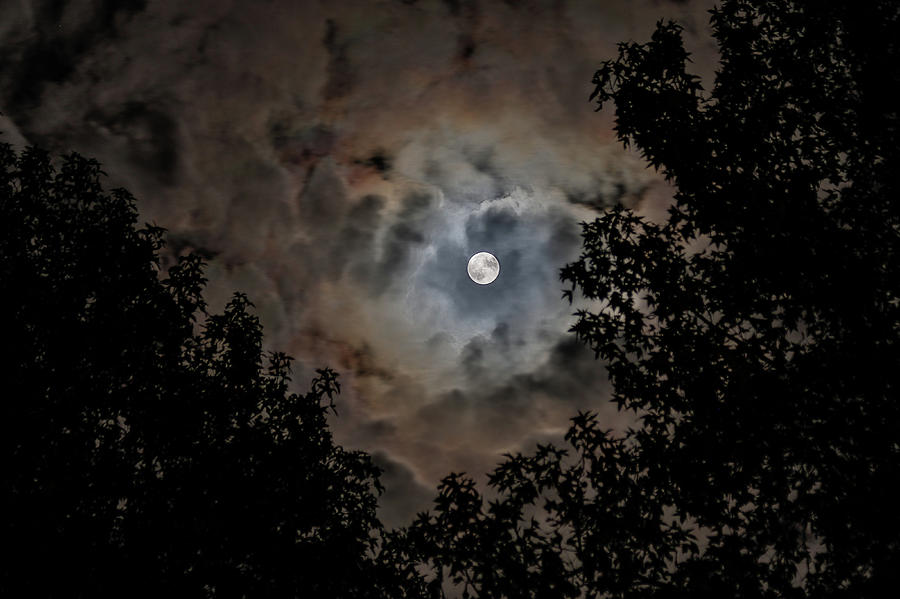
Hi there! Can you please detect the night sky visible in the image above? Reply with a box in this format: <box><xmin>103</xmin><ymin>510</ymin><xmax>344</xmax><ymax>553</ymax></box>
<box><xmin>1</xmin><ymin>0</ymin><xmax>719</xmax><ymax>527</ymax></box>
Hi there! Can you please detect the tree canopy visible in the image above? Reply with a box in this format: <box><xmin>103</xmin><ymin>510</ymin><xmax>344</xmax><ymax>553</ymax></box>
<box><xmin>4</xmin><ymin>1</ymin><xmax>898</xmax><ymax>597</ymax></box>
<box><xmin>0</xmin><ymin>145</ymin><xmax>424</xmax><ymax>597</ymax></box>
<box><xmin>403</xmin><ymin>2</ymin><xmax>900</xmax><ymax>597</ymax></box>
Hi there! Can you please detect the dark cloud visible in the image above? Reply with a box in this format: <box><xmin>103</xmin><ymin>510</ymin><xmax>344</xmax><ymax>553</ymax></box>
<box><xmin>1</xmin><ymin>0</ymin><xmax>715</xmax><ymax>527</ymax></box>
<box><xmin>85</xmin><ymin>101</ymin><xmax>180</xmax><ymax>183</ymax></box>
<box><xmin>322</xmin><ymin>19</ymin><xmax>355</xmax><ymax>101</ymax></box>
<box><xmin>338</xmin><ymin>194</ymin><xmax>387</xmax><ymax>278</ymax></box>
<box><xmin>366</xmin><ymin>190</ymin><xmax>435</xmax><ymax>296</ymax></box>
<box><xmin>464</xmin><ymin>335</ymin><xmax>613</xmax><ymax>412</ymax></box>
<box><xmin>371</xmin><ymin>451</ymin><xmax>434</xmax><ymax>528</ymax></box>
<box><xmin>1</xmin><ymin>0</ymin><xmax>147</xmax><ymax>117</ymax></box>
<box><xmin>457</xmin><ymin>33</ymin><xmax>477</xmax><ymax>61</ymax></box>
<box><xmin>270</xmin><ymin>122</ymin><xmax>337</xmax><ymax>167</ymax></box>
<box><xmin>299</xmin><ymin>160</ymin><xmax>348</xmax><ymax>232</ymax></box>
<box><xmin>409</xmin><ymin>333</ymin><xmax>623</xmax><ymax>480</ymax></box>
<box><xmin>354</xmin><ymin>151</ymin><xmax>392</xmax><ymax>175</ymax></box>
<box><xmin>339</xmin><ymin>341</ymin><xmax>396</xmax><ymax>383</ymax></box>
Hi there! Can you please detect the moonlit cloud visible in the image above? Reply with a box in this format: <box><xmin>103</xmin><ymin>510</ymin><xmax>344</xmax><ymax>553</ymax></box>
<box><xmin>1</xmin><ymin>0</ymin><xmax>716</xmax><ymax>526</ymax></box>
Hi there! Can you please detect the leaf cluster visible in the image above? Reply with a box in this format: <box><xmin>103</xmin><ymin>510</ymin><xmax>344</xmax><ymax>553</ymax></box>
<box><xmin>1</xmin><ymin>145</ymin><xmax>425</xmax><ymax>597</ymax></box>
<box><xmin>405</xmin><ymin>2</ymin><xmax>900</xmax><ymax>597</ymax></box>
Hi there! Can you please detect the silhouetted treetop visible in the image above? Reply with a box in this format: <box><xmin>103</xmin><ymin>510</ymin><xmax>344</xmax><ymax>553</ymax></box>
<box><xmin>1</xmin><ymin>144</ymin><xmax>425</xmax><ymax>597</ymax></box>
<box><xmin>5</xmin><ymin>2</ymin><xmax>898</xmax><ymax>597</ymax></box>
<box><xmin>403</xmin><ymin>2</ymin><xmax>900</xmax><ymax>597</ymax></box>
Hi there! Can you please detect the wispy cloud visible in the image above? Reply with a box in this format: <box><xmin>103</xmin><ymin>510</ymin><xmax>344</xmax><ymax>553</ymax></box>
<box><xmin>1</xmin><ymin>0</ymin><xmax>716</xmax><ymax>525</ymax></box>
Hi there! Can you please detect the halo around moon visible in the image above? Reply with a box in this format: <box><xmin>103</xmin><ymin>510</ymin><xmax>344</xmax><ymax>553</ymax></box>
<box><xmin>467</xmin><ymin>251</ymin><xmax>500</xmax><ymax>285</ymax></box>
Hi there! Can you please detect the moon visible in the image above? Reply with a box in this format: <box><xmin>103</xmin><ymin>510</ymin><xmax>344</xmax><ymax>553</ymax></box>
<box><xmin>467</xmin><ymin>251</ymin><xmax>500</xmax><ymax>285</ymax></box>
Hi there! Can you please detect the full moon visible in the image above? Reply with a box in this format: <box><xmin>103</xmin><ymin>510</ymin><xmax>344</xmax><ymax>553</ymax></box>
<box><xmin>467</xmin><ymin>251</ymin><xmax>500</xmax><ymax>285</ymax></box>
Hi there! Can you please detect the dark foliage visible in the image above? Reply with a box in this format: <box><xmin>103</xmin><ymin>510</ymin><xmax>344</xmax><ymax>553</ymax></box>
<box><xmin>405</xmin><ymin>2</ymin><xmax>900</xmax><ymax>597</ymax></box>
<box><xmin>0</xmin><ymin>145</ymin><xmax>424</xmax><ymax>597</ymax></box>
<box><xmin>5</xmin><ymin>1</ymin><xmax>899</xmax><ymax>597</ymax></box>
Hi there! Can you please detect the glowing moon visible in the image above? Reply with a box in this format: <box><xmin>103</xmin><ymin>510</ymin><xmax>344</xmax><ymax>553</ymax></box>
<box><xmin>467</xmin><ymin>251</ymin><xmax>500</xmax><ymax>285</ymax></box>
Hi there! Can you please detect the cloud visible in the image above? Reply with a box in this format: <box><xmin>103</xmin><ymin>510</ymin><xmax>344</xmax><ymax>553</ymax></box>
<box><xmin>370</xmin><ymin>451</ymin><xmax>435</xmax><ymax>529</ymax></box>
<box><xmin>1</xmin><ymin>0</ymin><xmax>716</xmax><ymax>525</ymax></box>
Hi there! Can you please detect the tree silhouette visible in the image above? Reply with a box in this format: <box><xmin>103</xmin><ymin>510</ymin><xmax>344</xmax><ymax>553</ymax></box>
<box><xmin>6</xmin><ymin>2</ymin><xmax>899</xmax><ymax>596</ymax></box>
<box><xmin>1</xmin><ymin>144</ymin><xmax>425</xmax><ymax>597</ymax></box>
<box><xmin>405</xmin><ymin>2</ymin><xmax>899</xmax><ymax>597</ymax></box>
